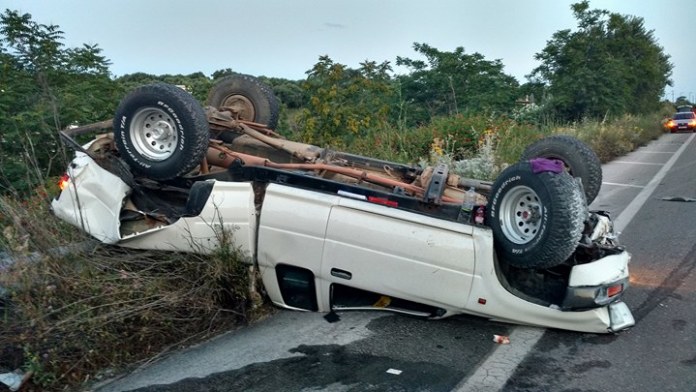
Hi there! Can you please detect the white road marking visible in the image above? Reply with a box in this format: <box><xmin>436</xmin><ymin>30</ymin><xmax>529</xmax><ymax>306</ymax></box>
<box><xmin>612</xmin><ymin>161</ymin><xmax>665</xmax><ymax>166</ymax></box>
<box><xmin>453</xmin><ymin>327</ymin><xmax>544</xmax><ymax>392</ymax></box>
<box><xmin>635</xmin><ymin>151</ymin><xmax>677</xmax><ymax>154</ymax></box>
<box><xmin>601</xmin><ymin>182</ymin><xmax>645</xmax><ymax>189</ymax></box>
<box><xmin>453</xmin><ymin>133</ymin><xmax>696</xmax><ymax>392</ymax></box>
<box><xmin>614</xmin><ymin>133</ymin><xmax>696</xmax><ymax>232</ymax></box>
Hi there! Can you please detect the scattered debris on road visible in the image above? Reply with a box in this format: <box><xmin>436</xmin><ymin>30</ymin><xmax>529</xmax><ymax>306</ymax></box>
<box><xmin>493</xmin><ymin>335</ymin><xmax>511</xmax><ymax>344</ymax></box>
<box><xmin>661</xmin><ymin>196</ymin><xmax>696</xmax><ymax>202</ymax></box>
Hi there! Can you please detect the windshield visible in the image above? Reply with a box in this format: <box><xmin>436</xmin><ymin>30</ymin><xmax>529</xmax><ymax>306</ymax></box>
<box><xmin>673</xmin><ymin>112</ymin><xmax>695</xmax><ymax>120</ymax></box>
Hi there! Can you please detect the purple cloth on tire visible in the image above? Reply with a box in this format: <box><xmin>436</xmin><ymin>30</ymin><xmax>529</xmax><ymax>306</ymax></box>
<box><xmin>529</xmin><ymin>158</ymin><xmax>564</xmax><ymax>174</ymax></box>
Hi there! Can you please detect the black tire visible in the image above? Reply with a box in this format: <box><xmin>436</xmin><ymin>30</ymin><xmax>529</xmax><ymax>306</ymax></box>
<box><xmin>486</xmin><ymin>161</ymin><xmax>587</xmax><ymax>269</ymax></box>
<box><xmin>206</xmin><ymin>74</ymin><xmax>280</xmax><ymax>130</ymax></box>
<box><xmin>113</xmin><ymin>83</ymin><xmax>210</xmax><ymax>181</ymax></box>
<box><xmin>520</xmin><ymin>135</ymin><xmax>602</xmax><ymax>204</ymax></box>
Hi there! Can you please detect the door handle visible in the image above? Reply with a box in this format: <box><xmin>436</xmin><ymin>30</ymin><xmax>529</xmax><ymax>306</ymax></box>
<box><xmin>330</xmin><ymin>268</ymin><xmax>352</xmax><ymax>280</ymax></box>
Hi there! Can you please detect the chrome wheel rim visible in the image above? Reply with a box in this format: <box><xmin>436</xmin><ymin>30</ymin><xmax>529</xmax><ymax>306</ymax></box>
<box><xmin>130</xmin><ymin>107</ymin><xmax>178</xmax><ymax>161</ymax></box>
<box><xmin>499</xmin><ymin>185</ymin><xmax>543</xmax><ymax>244</ymax></box>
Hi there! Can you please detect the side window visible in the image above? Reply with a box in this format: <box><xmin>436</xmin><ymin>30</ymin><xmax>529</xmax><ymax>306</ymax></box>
<box><xmin>275</xmin><ymin>264</ymin><xmax>318</xmax><ymax>311</ymax></box>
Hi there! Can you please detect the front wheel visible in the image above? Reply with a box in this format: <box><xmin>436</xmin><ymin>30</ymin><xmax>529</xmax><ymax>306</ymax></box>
<box><xmin>113</xmin><ymin>83</ymin><xmax>210</xmax><ymax>180</ymax></box>
<box><xmin>487</xmin><ymin>161</ymin><xmax>587</xmax><ymax>269</ymax></box>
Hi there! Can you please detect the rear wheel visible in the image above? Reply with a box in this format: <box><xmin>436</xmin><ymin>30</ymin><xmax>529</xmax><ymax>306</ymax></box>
<box><xmin>487</xmin><ymin>161</ymin><xmax>587</xmax><ymax>269</ymax></box>
<box><xmin>207</xmin><ymin>74</ymin><xmax>280</xmax><ymax>130</ymax></box>
<box><xmin>520</xmin><ymin>135</ymin><xmax>602</xmax><ymax>204</ymax></box>
<box><xmin>113</xmin><ymin>83</ymin><xmax>210</xmax><ymax>180</ymax></box>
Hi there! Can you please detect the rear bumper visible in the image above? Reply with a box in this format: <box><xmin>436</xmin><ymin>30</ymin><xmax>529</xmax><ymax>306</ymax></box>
<box><xmin>563</xmin><ymin>252</ymin><xmax>631</xmax><ymax>310</ymax></box>
<box><xmin>467</xmin><ymin>228</ymin><xmax>635</xmax><ymax>333</ymax></box>
<box><xmin>609</xmin><ymin>301</ymin><xmax>635</xmax><ymax>332</ymax></box>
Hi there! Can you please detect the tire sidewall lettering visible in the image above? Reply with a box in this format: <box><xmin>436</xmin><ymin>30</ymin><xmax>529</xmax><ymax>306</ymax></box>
<box><xmin>489</xmin><ymin>174</ymin><xmax>521</xmax><ymax>219</ymax></box>
<box><xmin>156</xmin><ymin>100</ymin><xmax>186</xmax><ymax>152</ymax></box>
<box><xmin>489</xmin><ymin>167</ymin><xmax>551</xmax><ymax>257</ymax></box>
<box><xmin>118</xmin><ymin>114</ymin><xmax>151</xmax><ymax>169</ymax></box>
<box><xmin>118</xmin><ymin>98</ymin><xmax>189</xmax><ymax>170</ymax></box>
<box><xmin>113</xmin><ymin>83</ymin><xmax>237</xmax><ymax>180</ymax></box>
<box><xmin>487</xmin><ymin>161</ymin><xmax>586</xmax><ymax>268</ymax></box>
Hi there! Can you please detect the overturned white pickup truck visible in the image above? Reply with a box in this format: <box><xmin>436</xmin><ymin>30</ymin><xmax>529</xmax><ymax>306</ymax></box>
<box><xmin>52</xmin><ymin>75</ymin><xmax>634</xmax><ymax>333</ymax></box>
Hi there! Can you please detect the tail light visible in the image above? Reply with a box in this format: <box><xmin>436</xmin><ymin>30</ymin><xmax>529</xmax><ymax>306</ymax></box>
<box><xmin>606</xmin><ymin>283</ymin><xmax>624</xmax><ymax>298</ymax></box>
<box><xmin>563</xmin><ymin>278</ymin><xmax>628</xmax><ymax>309</ymax></box>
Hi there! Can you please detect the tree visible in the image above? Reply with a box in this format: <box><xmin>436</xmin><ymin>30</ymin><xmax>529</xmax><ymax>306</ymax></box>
<box><xmin>297</xmin><ymin>55</ymin><xmax>395</xmax><ymax>146</ymax></box>
<box><xmin>396</xmin><ymin>43</ymin><xmax>520</xmax><ymax>124</ymax></box>
<box><xmin>115</xmin><ymin>72</ymin><xmax>212</xmax><ymax>102</ymax></box>
<box><xmin>674</xmin><ymin>96</ymin><xmax>691</xmax><ymax>107</ymax></box>
<box><xmin>262</xmin><ymin>77</ymin><xmax>305</xmax><ymax>109</ymax></box>
<box><xmin>530</xmin><ymin>1</ymin><xmax>672</xmax><ymax>121</ymax></box>
<box><xmin>0</xmin><ymin>10</ymin><xmax>118</xmax><ymax>195</ymax></box>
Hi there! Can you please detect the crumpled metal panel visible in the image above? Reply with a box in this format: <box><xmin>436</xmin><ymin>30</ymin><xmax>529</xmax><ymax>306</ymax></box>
<box><xmin>51</xmin><ymin>152</ymin><xmax>130</xmax><ymax>244</ymax></box>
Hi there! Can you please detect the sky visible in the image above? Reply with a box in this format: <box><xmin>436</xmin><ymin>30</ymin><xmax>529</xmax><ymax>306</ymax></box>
<box><xmin>3</xmin><ymin>0</ymin><xmax>695</xmax><ymax>101</ymax></box>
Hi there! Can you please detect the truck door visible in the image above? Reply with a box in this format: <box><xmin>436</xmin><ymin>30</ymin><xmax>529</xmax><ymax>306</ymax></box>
<box><xmin>321</xmin><ymin>198</ymin><xmax>476</xmax><ymax>312</ymax></box>
<box><xmin>257</xmin><ymin>184</ymin><xmax>338</xmax><ymax>312</ymax></box>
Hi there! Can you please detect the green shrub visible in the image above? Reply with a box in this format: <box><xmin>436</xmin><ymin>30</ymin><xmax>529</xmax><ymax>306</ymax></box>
<box><xmin>493</xmin><ymin>123</ymin><xmax>550</xmax><ymax>166</ymax></box>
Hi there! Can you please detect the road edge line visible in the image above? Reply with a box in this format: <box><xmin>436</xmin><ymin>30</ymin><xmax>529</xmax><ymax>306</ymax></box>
<box><xmin>614</xmin><ymin>133</ymin><xmax>695</xmax><ymax>233</ymax></box>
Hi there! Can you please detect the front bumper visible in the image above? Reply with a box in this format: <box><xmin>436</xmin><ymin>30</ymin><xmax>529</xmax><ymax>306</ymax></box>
<box><xmin>51</xmin><ymin>152</ymin><xmax>130</xmax><ymax>244</ymax></box>
<box><xmin>670</xmin><ymin>124</ymin><xmax>696</xmax><ymax>131</ymax></box>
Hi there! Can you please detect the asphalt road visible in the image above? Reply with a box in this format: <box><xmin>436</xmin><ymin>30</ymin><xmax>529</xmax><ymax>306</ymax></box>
<box><xmin>94</xmin><ymin>132</ymin><xmax>696</xmax><ymax>392</ymax></box>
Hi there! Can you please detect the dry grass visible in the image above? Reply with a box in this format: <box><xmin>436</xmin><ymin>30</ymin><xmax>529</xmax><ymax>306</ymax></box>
<box><xmin>0</xmin><ymin>189</ymin><xmax>268</xmax><ymax>391</ymax></box>
<box><xmin>492</xmin><ymin>113</ymin><xmax>665</xmax><ymax>166</ymax></box>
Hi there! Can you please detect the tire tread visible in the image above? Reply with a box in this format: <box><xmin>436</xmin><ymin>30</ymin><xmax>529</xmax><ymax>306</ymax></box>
<box><xmin>520</xmin><ymin>135</ymin><xmax>602</xmax><ymax>204</ymax></box>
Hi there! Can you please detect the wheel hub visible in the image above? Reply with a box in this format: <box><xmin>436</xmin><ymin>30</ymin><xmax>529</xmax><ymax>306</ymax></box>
<box><xmin>520</xmin><ymin>205</ymin><xmax>541</xmax><ymax>224</ymax></box>
<box><xmin>151</xmin><ymin>120</ymin><xmax>173</xmax><ymax>140</ymax></box>
<box><xmin>499</xmin><ymin>186</ymin><xmax>543</xmax><ymax>244</ymax></box>
<box><xmin>221</xmin><ymin>94</ymin><xmax>255</xmax><ymax>121</ymax></box>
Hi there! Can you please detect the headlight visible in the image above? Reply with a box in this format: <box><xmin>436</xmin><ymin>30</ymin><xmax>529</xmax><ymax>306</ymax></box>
<box><xmin>58</xmin><ymin>173</ymin><xmax>70</xmax><ymax>191</ymax></box>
